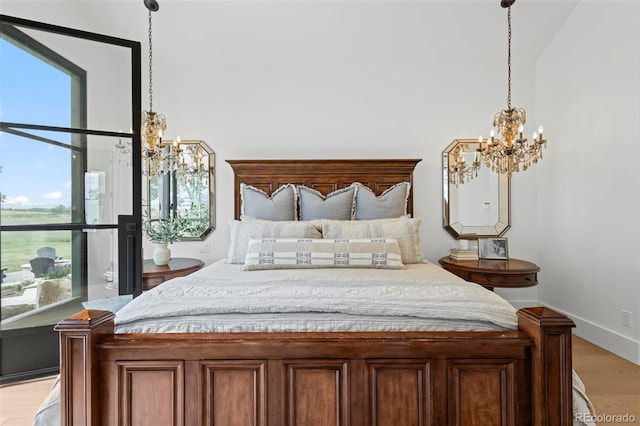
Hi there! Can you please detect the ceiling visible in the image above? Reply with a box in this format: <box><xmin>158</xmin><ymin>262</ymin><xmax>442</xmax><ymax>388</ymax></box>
<box><xmin>4</xmin><ymin>0</ymin><xmax>580</xmax><ymax>67</ymax></box>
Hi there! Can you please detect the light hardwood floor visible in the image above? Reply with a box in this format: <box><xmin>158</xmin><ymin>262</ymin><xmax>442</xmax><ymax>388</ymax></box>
<box><xmin>571</xmin><ymin>337</ymin><xmax>640</xmax><ymax>425</ymax></box>
<box><xmin>0</xmin><ymin>336</ymin><xmax>638</xmax><ymax>425</ymax></box>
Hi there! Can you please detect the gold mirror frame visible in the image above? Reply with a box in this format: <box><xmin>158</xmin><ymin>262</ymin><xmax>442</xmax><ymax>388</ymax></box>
<box><xmin>442</xmin><ymin>139</ymin><xmax>510</xmax><ymax>239</ymax></box>
<box><xmin>147</xmin><ymin>140</ymin><xmax>215</xmax><ymax>240</ymax></box>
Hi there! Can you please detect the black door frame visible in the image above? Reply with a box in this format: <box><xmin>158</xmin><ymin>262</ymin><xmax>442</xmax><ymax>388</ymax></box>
<box><xmin>0</xmin><ymin>14</ymin><xmax>142</xmax><ymax>384</ymax></box>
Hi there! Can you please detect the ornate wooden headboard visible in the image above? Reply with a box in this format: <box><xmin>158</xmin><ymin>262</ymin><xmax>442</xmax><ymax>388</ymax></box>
<box><xmin>226</xmin><ymin>159</ymin><xmax>422</xmax><ymax>220</ymax></box>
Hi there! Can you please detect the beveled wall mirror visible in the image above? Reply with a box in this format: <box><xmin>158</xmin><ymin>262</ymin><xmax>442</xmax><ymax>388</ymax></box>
<box><xmin>442</xmin><ymin>139</ymin><xmax>510</xmax><ymax>239</ymax></box>
<box><xmin>147</xmin><ymin>140</ymin><xmax>215</xmax><ymax>240</ymax></box>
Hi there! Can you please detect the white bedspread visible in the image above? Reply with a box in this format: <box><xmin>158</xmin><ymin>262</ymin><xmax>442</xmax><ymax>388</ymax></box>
<box><xmin>37</xmin><ymin>261</ymin><xmax>597</xmax><ymax>426</ymax></box>
<box><xmin>115</xmin><ymin>261</ymin><xmax>518</xmax><ymax>333</ymax></box>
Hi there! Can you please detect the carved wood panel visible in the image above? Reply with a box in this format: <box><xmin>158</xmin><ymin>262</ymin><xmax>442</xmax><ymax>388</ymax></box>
<box><xmin>448</xmin><ymin>360</ymin><xmax>516</xmax><ymax>426</ymax></box>
<box><xmin>117</xmin><ymin>360</ymin><xmax>184</xmax><ymax>426</ymax></box>
<box><xmin>286</xmin><ymin>361</ymin><xmax>349</xmax><ymax>426</ymax></box>
<box><xmin>201</xmin><ymin>361</ymin><xmax>266</xmax><ymax>426</ymax></box>
<box><xmin>367</xmin><ymin>361</ymin><xmax>432</xmax><ymax>426</ymax></box>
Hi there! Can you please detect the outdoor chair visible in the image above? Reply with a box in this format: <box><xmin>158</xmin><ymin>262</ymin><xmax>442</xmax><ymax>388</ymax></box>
<box><xmin>30</xmin><ymin>257</ymin><xmax>55</xmax><ymax>278</ymax></box>
<box><xmin>37</xmin><ymin>247</ymin><xmax>57</xmax><ymax>260</ymax></box>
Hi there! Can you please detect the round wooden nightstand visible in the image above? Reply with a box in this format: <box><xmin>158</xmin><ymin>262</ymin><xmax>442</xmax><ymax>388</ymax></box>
<box><xmin>438</xmin><ymin>256</ymin><xmax>539</xmax><ymax>291</ymax></box>
<box><xmin>142</xmin><ymin>257</ymin><xmax>204</xmax><ymax>290</ymax></box>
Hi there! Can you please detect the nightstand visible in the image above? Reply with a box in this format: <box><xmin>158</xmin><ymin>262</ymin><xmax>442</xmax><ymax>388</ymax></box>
<box><xmin>142</xmin><ymin>257</ymin><xmax>205</xmax><ymax>290</ymax></box>
<box><xmin>438</xmin><ymin>256</ymin><xmax>539</xmax><ymax>291</ymax></box>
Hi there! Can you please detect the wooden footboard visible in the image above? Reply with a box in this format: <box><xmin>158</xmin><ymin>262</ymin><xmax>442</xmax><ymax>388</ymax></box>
<box><xmin>56</xmin><ymin>307</ymin><xmax>574</xmax><ymax>426</ymax></box>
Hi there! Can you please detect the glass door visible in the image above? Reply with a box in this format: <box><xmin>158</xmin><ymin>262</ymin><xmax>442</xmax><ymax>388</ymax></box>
<box><xmin>0</xmin><ymin>15</ymin><xmax>142</xmax><ymax>383</ymax></box>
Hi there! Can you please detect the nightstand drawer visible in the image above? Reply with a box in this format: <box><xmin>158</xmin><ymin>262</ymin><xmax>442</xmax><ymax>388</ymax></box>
<box><xmin>469</xmin><ymin>271</ymin><xmax>537</xmax><ymax>286</ymax></box>
<box><xmin>469</xmin><ymin>272</ymin><xmax>510</xmax><ymax>285</ymax></box>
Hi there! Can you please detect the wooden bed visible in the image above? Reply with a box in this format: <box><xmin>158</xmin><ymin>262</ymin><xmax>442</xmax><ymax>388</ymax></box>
<box><xmin>56</xmin><ymin>159</ymin><xmax>575</xmax><ymax>426</ymax></box>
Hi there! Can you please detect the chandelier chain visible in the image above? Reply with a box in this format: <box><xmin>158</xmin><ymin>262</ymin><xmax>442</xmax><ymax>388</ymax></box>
<box><xmin>475</xmin><ymin>1</ymin><xmax>547</xmax><ymax>179</ymax></box>
<box><xmin>507</xmin><ymin>7</ymin><xmax>511</xmax><ymax>110</ymax></box>
<box><xmin>148</xmin><ymin>9</ymin><xmax>154</xmax><ymax>111</ymax></box>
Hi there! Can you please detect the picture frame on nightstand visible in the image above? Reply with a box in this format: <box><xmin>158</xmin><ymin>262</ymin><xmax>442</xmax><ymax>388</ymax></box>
<box><xmin>478</xmin><ymin>237</ymin><xmax>509</xmax><ymax>260</ymax></box>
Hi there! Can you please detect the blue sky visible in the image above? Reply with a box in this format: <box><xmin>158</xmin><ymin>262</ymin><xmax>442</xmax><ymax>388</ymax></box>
<box><xmin>0</xmin><ymin>38</ymin><xmax>73</xmax><ymax>208</ymax></box>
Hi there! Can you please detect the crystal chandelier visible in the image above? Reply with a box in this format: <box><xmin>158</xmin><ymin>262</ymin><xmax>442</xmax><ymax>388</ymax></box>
<box><xmin>141</xmin><ymin>0</ymin><xmax>182</xmax><ymax>176</ymax></box>
<box><xmin>448</xmin><ymin>144</ymin><xmax>480</xmax><ymax>187</ymax></box>
<box><xmin>480</xmin><ymin>0</ymin><xmax>547</xmax><ymax>178</ymax></box>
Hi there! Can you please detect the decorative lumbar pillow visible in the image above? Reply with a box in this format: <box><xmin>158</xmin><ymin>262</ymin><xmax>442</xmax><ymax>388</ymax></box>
<box><xmin>227</xmin><ymin>219</ymin><xmax>322</xmax><ymax>264</ymax></box>
<box><xmin>321</xmin><ymin>216</ymin><xmax>424</xmax><ymax>264</ymax></box>
<box><xmin>353</xmin><ymin>182</ymin><xmax>411</xmax><ymax>220</ymax></box>
<box><xmin>243</xmin><ymin>238</ymin><xmax>404</xmax><ymax>270</ymax></box>
<box><xmin>298</xmin><ymin>185</ymin><xmax>356</xmax><ymax>221</ymax></box>
<box><xmin>241</xmin><ymin>183</ymin><xmax>297</xmax><ymax>221</ymax></box>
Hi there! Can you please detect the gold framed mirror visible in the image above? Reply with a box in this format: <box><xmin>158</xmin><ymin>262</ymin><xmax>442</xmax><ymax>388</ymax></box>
<box><xmin>442</xmin><ymin>139</ymin><xmax>510</xmax><ymax>239</ymax></box>
<box><xmin>147</xmin><ymin>140</ymin><xmax>215</xmax><ymax>240</ymax></box>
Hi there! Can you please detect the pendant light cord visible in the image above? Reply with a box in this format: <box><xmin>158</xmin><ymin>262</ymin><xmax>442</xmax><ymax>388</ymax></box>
<box><xmin>148</xmin><ymin>9</ymin><xmax>154</xmax><ymax>112</ymax></box>
<box><xmin>507</xmin><ymin>6</ymin><xmax>512</xmax><ymax>110</ymax></box>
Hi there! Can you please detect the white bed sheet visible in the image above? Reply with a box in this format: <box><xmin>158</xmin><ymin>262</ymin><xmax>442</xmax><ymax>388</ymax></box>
<box><xmin>114</xmin><ymin>260</ymin><xmax>518</xmax><ymax>333</ymax></box>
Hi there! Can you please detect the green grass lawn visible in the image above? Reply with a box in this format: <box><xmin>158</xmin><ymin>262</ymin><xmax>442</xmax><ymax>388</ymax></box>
<box><xmin>1</xmin><ymin>210</ymin><xmax>72</xmax><ymax>273</ymax></box>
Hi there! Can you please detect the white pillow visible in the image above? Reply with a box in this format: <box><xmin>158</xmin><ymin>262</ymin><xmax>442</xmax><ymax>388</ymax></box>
<box><xmin>321</xmin><ymin>216</ymin><xmax>424</xmax><ymax>264</ymax></box>
<box><xmin>353</xmin><ymin>182</ymin><xmax>411</xmax><ymax>220</ymax></box>
<box><xmin>227</xmin><ymin>218</ymin><xmax>322</xmax><ymax>264</ymax></box>
<box><xmin>243</xmin><ymin>238</ymin><xmax>404</xmax><ymax>270</ymax></box>
<box><xmin>298</xmin><ymin>185</ymin><xmax>356</xmax><ymax>220</ymax></box>
<box><xmin>241</xmin><ymin>183</ymin><xmax>297</xmax><ymax>221</ymax></box>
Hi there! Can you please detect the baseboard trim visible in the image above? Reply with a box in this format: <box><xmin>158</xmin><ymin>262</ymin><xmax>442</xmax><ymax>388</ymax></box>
<box><xmin>507</xmin><ymin>299</ymin><xmax>639</xmax><ymax>365</ymax></box>
<box><xmin>0</xmin><ymin>366</ymin><xmax>59</xmax><ymax>386</ymax></box>
<box><xmin>509</xmin><ymin>300</ymin><xmax>538</xmax><ymax>310</ymax></box>
<box><xmin>540</xmin><ymin>302</ymin><xmax>640</xmax><ymax>365</ymax></box>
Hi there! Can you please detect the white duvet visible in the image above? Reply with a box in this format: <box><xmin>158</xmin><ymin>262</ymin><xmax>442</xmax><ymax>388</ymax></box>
<box><xmin>37</xmin><ymin>261</ymin><xmax>597</xmax><ymax>426</ymax></box>
<box><xmin>115</xmin><ymin>261</ymin><xmax>518</xmax><ymax>333</ymax></box>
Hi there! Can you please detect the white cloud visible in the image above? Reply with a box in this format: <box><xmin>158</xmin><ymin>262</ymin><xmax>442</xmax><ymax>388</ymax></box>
<box><xmin>5</xmin><ymin>195</ymin><xmax>30</xmax><ymax>205</ymax></box>
<box><xmin>41</xmin><ymin>191</ymin><xmax>63</xmax><ymax>200</ymax></box>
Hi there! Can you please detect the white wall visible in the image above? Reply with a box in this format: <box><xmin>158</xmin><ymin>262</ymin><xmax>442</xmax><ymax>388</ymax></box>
<box><xmin>146</xmin><ymin>1</ymin><xmax>537</xmax><ymax>264</ymax></box>
<box><xmin>536</xmin><ymin>1</ymin><xmax>640</xmax><ymax>364</ymax></box>
<box><xmin>148</xmin><ymin>1</ymin><xmax>543</xmax><ymax>307</ymax></box>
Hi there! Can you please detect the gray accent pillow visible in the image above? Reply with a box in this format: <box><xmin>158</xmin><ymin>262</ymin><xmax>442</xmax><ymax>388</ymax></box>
<box><xmin>227</xmin><ymin>218</ymin><xmax>322</xmax><ymax>264</ymax></box>
<box><xmin>298</xmin><ymin>185</ymin><xmax>356</xmax><ymax>221</ymax></box>
<box><xmin>241</xmin><ymin>183</ymin><xmax>297</xmax><ymax>221</ymax></box>
<box><xmin>354</xmin><ymin>182</ymin><xmax>411</xmax><ymax>220</ymax></box>
<box><xmin>321</xmin><ymin>216</ymin><xmax>424</xmax><ymax>264</ymax></box>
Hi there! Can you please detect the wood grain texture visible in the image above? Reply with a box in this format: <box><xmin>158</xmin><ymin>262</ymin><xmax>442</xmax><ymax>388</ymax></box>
<box><xmin>142</xmin><ymin>258</ymin><xmax>204</xmax><ymax>290</ymax></box>
<box><xmin>438</xmin><ymin>257</ymin><xmax>539</xmax><ymax>290</ymax></box>
<box><xmin>53</xmin><ymin>308</ymin><xmax>575</xmax><ymax>426</ymax></box>
<box><xmin>2</xmin><ymin>337</ymin><xmax>636</xmax><ymax>426</ymax></box>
